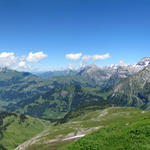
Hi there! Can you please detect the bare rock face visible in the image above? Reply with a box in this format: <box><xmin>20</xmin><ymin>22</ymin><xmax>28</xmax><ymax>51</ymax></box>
<box><xmin>78</xmin><ymin>64</ymin><xmax>112</xmax><ymax>86</ymax></box>
<box><xmin>136</xmin><ymin>57</ymin><xmax>150</xmax><ymax>67</ymax></box>
<box><xmin>77</xmin><ymin>57</ymin><xmax>150</xmax><ymax>87</ymax></box>
<box><xmin>0</xmin><ymin>67</ymin><xmax>8</xmax><ymax>72</ymax></box>
<box><xmin>37</xmin><ymin>57</ymin><xmax>150</xmax><ymax>88</ymax></box>
<box><xmin>109</xmin><ymin>64</ymin><xmax>150</xmax><ymax>109</ymax></box>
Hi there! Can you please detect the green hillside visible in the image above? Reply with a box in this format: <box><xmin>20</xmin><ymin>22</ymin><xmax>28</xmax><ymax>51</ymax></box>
<box><xmin>23</xmin><ymin>107</ymin><xmax>150</xmax><ymax>150</ymax></box>
<box><xmin>0</xmin><ymin>69</ymin><xmax>102</xmax><ymax>119</ymax></box>
<box><xmin>0</xmin><ymin>112</ymin><xmax>50</xmax><ymax>150</ymax></box>
<box><xmin>1</xmin><ymin>107</ymin><xmax>149</xmax><ymax>150</ymax></box>
<box><xmin>0</xmin><ymin>69</ymin><xmax>53</xmax><ymax>104</ymax></box>
<box><xmin>6</xmin><ymin>85</ymin><xmax>108</xmax><ymax>119</ymax></box>
<box><xmin>64</xmin><ymin>110</ymin><xmax>150</xmax><ymax>150</ymax></box>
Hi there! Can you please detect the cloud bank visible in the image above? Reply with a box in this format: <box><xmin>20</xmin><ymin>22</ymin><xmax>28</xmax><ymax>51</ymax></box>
<box><xmin>0</xmin><ymin>51</ymin><xmax>48</xmax><ymax>71</ymax></box>
<box><xmin>65</xmin><ymin>53</ymin><xmax>82</xmax><ymax>60</ymax></box>
<box><xmin>0</xmin><ymin>52</ymin><xmax>18</xmax><ymax>69</ymax></box>
<box><xmin>82</xmin><ymin>53</ymin><xmax>110</xmax><ymax>61</ymax></box>
<box><xmin>65</xmin><ymin>52</ymin><xmax>111</xmax><ymax>70</ymax></box>
<box><xmin>26</xmin><ymin>52</ymin><xmax>48</xmax><ymax>62</ymax></box>
<box><xmin>0</xmin><ymin>51</ymin><xmax>111</xmax><ymax>72</ymax></box>
<box><xmin>65</xmin><ymin>53</ymin><xmax>110</xmax><ymax>61</ymax></box>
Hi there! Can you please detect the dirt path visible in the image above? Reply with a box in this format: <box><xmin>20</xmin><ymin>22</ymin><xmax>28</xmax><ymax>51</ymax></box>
<box><xmin>15</xmin><ymin>125</ymin><xmax>102</xmax><ymax>150</ymax></box>
<box><xmin>15</xmin><ymin>129</ymin><xmax>49</xmax><ymax>150</ymax></box>
<box><xmin>15</xmin><ymin>109</ymin><xmax>108</xmax><ymax>150</ymax></box>
<box><xmin>62</xmin><ymin>134</ymin><xmax>85</xmax><ymax>141</ymax></box>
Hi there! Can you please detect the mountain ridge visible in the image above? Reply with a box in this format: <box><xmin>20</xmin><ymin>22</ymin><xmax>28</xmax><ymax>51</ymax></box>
<box><xmin>0</xmin><ymin>57</ymin><xmax>150</xmax><ymax>119</ymax></box>
<box><xmin>109</xmin><ymin>64</ymin><xmax>150</xmax><ymax>108</ymax></box>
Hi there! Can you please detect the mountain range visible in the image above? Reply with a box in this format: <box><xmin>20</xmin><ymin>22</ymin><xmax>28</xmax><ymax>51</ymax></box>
<box><xmin>0</xmin><ymin>57</ymin><xmax>150</xmax><ymax>120</ymax></box>
<box><xmin>39</xmin><ymin>57</ymin><xmax>150</xmax><ymax>87</ymax></box>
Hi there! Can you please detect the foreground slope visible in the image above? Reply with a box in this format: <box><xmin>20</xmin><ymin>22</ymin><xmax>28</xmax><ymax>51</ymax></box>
<box><xmin>23</xmin><ymin>107</ymin><xmax>150</xmax><ymax>150</ymax></box>
<box><xmin>64</xmin><ymin>110</ymin><xmax>150</xmax><ymax>150</ymax></box>
<box><xmin>0</xmin><ymin>112</ymin><xmax>50</xmax><ymax>150</ymax></box>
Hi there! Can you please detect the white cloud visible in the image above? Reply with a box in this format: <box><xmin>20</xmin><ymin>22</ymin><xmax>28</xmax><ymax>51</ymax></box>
<box><xmin>80</xmin><ymin>61</ymin><xmax>87</xmax><ymax>68</ymax></box>
<box><xmin>18</xmin><ymin>61</ymin><xmax>26</xmax><ymax>68</ymax></box>
<box><xmin>118</xmin><ymin>60</ymin><xmax>128</xmax><ymax>66</ymax></box>
<box><xmin>82</xmin><ymin>53</ymin><xmax>110</xmax><ymax>61</ymax></box>
<box><xmin>0</xmin><ymin>52</ymin><xmax>29</xmax><ymax>71</ymax></box>
<box><xmin>68</xmin><ymin>63</ymin><xmax>76</xmax><ymax>70</ymax></box>
<box><xmin>0</xmin><ymin>52</ymin><xmax>14</xmax><ymax>58</ymax></box>
<box><xmin>82</xmin><ymin>55</ymin><xmax>91</xmax><ymax>61</ymax></box>
<box><xmin>92</xmin><ymin>53</ymin><xmax>110</xmax><ymax>60</ymax></box>
<box><xmin>0</xmin><ymin>52</ymin><xmax>17</xmax><ymax>68</ymax></box>
<box><xmin>0</xmin><ymin>51</ymin><xmax>48</xmax><ymax>71</ymax></box>
<box><xmin>20</xmin><ymin>55</ymin><xmax>26</xmax><ymax>61</ymax></box>
<box><xmin>119</xmin><ymin>60</ymin><xmax>124</xmax><ymax>64</ymax></box>
<box><xmin>65</xmin><ymin>53</ymin><xmax>82</xmax><ymax>60</ymax></box>
<box><xmin>27</xmin><ymin>51</ymin><xmax>48</xmax><ymax>62</ymax></box>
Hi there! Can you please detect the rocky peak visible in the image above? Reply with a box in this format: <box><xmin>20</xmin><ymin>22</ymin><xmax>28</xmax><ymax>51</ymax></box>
<box><xmin>136</xmin><ymin>57</ymin><xmax>150</xmax><ymax>67</ymax></box>
<box><xmin>0</xmin><ymin>67</ymin><xmax>8</xmax><ymax>72</ymax></box>
<box><xmin>78</xmin><ymin>64</ymin><xmax>99</xmax><ymax>75</ymax></box>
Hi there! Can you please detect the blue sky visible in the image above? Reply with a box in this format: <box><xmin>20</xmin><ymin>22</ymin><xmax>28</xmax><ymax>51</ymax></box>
<box><xmin>0</xmin><ymin>0</ymin><xmax>150</xmax><ymax>71</ymax></box>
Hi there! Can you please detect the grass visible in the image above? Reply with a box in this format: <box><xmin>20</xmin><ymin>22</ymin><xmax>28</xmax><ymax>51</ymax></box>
<box><xmin>0</xmin><ymin>114</ymin><xmax>50</xmax><ymax>150</ymax></box>
<box><xmin>24</xmin><ymin>107</ymin><xmax>150</xmax><ymax>150</ymax></box>
<box><xmin>64</xmin><ymin>117</ymin><xmax>150</xmax><ymax>150</ymax></box>
<box><xmin>26</xmin><ymin>140</ymin><xmax>73</xmax><ymax>150</ymax></box>
<box><xmin>2</xmin><ymin>107</ymin><xmax>149</xmax><ymax>150</ymax></box>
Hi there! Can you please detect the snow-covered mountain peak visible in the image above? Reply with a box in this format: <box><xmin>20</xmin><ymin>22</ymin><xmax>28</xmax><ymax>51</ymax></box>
<box><xmin>136</xmin><ymin>57</ymin><xmax>150</xmax><ymax>67</ymax></box>
<box><xmin>0</xmin><ymin>67</ymin><xmax>8</xmax><ymax>72</ymax></box>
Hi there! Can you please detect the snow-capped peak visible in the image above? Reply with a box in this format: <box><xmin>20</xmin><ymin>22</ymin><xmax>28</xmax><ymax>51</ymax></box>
<box><xmin>136</xmin><ymin>57</ymin><xmax>150</xmax><ymax>67</ymax></box>
<box><xmin>0</xmin><ymin>67</ymin><xmax>8</xmax><ymax>72</ymax></box>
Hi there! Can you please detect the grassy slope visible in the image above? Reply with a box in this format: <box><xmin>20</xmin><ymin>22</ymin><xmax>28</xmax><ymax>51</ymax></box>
<box><xmin>0</xmin><ymin>113</ymin><xmax>50</xmax><ymax>150</ymax></box>
<box><xmin>25</xmin><ymin>107</ymin><xmax>150</xmax><ymax>150</ymax></box>
<box><xmin>64</xmin><ymin>108</ymin><xmax>150</xmax><ymax>150</ymax></box>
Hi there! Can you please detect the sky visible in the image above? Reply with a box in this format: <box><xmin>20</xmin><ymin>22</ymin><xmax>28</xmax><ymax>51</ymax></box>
<box><xmin>0</xmin><ymin>0</ymin><xmax>150</xmax><ymax>72</ymax></box>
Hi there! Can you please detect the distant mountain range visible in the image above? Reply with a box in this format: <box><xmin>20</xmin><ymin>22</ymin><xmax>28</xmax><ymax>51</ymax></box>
<box><xmin>37</xmin><ymin>69</ymin><xmax>77</xmax><ymax>78</ymax></box>
<box><xmin>38</xmin><ymin>57</ymin><xmax>150</xmax><ymax>87</ymax></box>
<box><xmin>109</xmin><ymin>64</ymin><xmax>150</xmax><ymax>109</ymax></box>
<box><xmin>0</xmin><ymin>57</ymin><xmax>150</xmax><ymax>119</ymax></box>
